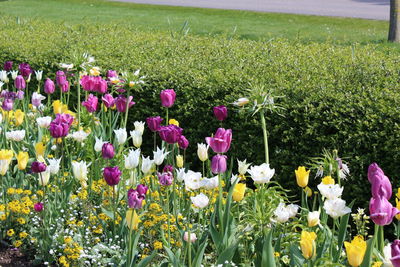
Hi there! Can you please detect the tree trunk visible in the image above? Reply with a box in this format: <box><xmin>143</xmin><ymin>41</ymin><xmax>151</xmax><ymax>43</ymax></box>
<box><xmin>389</xmin><ymin>0</ymin><xmax>400</xmax><ymax>42</ymax></box>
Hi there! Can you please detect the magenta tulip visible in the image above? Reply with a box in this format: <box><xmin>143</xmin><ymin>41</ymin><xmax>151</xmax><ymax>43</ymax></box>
<box><xmin>163</xmin><ymin>165</ymin><xmax>174</xmax><ymax>173</ymax></box>
<box><xmin>3</xmin><ymin>61</ymin><xmax>12</xmax><ymax>71</ymax></box>
<box><xmin>44</xmin><ymin>78</ymin><xmax>55</xmax><ymax>94</ymax></box>
<box><xmin>14</xmin><ymin>75</ymin><xmax>26</xmax><ymax>90</ymax></box>
<box><xmin>102</xmin><ymin>93</ymin><xmax>115</xmax><ymax>108</ymax></box>
<box><xmin>49</xmin><ymin>113</ymin><xmax>73</xmax><ymax>138</ymax></box>
<box><xmin>61</xmin><ymin>81</ymin><xmax>70</xmax><ymax>93</ymax></box>
<box><xmin>136</xmin><ymin>184</ymin><xmax>148</xmax><ymax>197</ymax></box>
<box><xmin>368</xmin><ymin>163</ymin><xmax>392</xmax><ymax>200</ymax></box>
<box><xmin>102</xmin><ymin>143</ymin><xmax>115</xmax><ymax>159</ymax></box>
<box><xmin>56</xmin><ymin>70</ymin><xmax>67</xmax><ymax>87</ymax></box>
<box><xmin>160</xmin><ymin>89</ymin><xmax>176</xmax><ymax>108</ymax></box>
<box><xmin>178</xmin><ymin>135</ymin><xmax>189</xmax><ymax>149</ymax></box>
<box><xmin>34</xmin><ymin>202</ymin><xmax>44</xmax><ymax>212</ymax></box>
<box><xmin>369</xmin><ymin>186</ymin><xmax>399</xmax><ymax>226</ymax></box>
<box><xmin>206</xmin><ymin>128</ymin><xmax>232</xmax><ymax>154</ymax></box>
<box><xmin>211</xmin><ymin>154</ymin><xmax>227</xmax><ymax>174</ymax></box>
<box><xmin>127</xmin><ymin>189</ymin><xmax>144</xmax><ymax>209</ymax></box>
<box><xmin>213</xmin><ymin>105</ymin><xmax>228</xmax><ymax>121</ymax></box>
<box><xmin>391</xmin><ymin>240</ymin><xmax>400</xmax><ymax>267</ymax></box>
<box><xmin>18</xmin><ymin>63</ymin><xmax>32</xmax><ymax>78</ymax></box>
<box><xmin>97</xmin><ymin>79</ymin><xmax>108</xmax><ymax>94</ymax></box>
<box><xmin>31</xmin><ymin>162</ymin><xmax>47</xmax><ymax>173</ymax></box>
<box><xmin>103</xmin><ymin>166</ymin><xmax>121</xmax><ymax>186</ymax></box>
<box><xmin>115</xmin><ymin>95</ymin><xmax>135</xmax><ymax>112</ymax></box>
<box><xmin>158</xmin><ymin>125</ymin><xmax>183</xmax><ymax>144</ymax></box>
<box><xmin>158</xmin><ymin>172</ymin><xmax>174</xmax><ymax>186</ymax></box>
<box><xmin>146</xmin><ymin>116</ymin><xmax>163</xmax><ymax>132</ymax></box>
<box><xmin>106</xmin><ymin>70</ymin><xmax>118</xmax><ymax>79</ymax></box>
<box><xmin>82</xmin><ymin>94</ymin><xmax>98</xmax><ymax>113</ymax></box>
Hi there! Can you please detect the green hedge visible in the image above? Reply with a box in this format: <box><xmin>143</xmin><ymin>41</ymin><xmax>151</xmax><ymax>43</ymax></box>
<box><xmin>1</xmin><ymin>18</ymin><xmax>400</xmax><ymax>207</ymax></box>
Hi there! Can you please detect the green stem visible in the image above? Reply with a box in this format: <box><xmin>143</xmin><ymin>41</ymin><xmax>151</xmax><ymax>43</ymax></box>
<box><xmin>123</xmin><ymin>92</ymin><xmax>130</xmax><ymax>128</ymax></box>
<box><xmin>260</xmin><ymin>110</ymin><xmax>269</xmax><ymax>164</ymax></box>
<box><xmin>77</xmin><ymin>72</ymin><xmax>81</xmax><ymax>127</ymax></box>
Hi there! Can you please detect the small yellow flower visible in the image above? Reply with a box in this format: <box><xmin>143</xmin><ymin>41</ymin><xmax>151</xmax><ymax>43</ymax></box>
<box><xmin>64</xmin><ymin>236</ymin><xmax>73</xmax><ymax>244</ymax></box>
<box><xmin>396</xmin><ymin>188</ymin><xmax>400</xmax><ymax>200</ymax></box>
<box><xmin>153</xmin><ymin>241</ymin><xmax>163</xmax><ymax>250</ymax></box>
<box><xmin>372</xmin><ymin>262</ymin><xmax>383</xmax><ymax>267</ymax></box>
<box><xmin>7</xmin><ymin>188</ymin><xmax>16</xmax><ymax>195</ymax></box>
<box><xmin>344</xmin><ymin>235</ymin><xmax>367</xmax><ymax>267</ymax></box>
<box><xmin>169</xmin><ymin>119</ymin><xmax>179</xmax><ymax>126</ymax></box>
<box><xmin>396</xmin><ymin>199</ymin><xmax>400</xmax><ymax>220</ymax></box>
<box><xmin>322</xmin><ymin>176</ymin><xmax>335</xmax><ymax>185</ymax></box>
<box><xmin>17</xmin><ymin>217</ymin><xmax>26</xmax><ymax>225</ymax></box>
<box><xmin>13</xmin><ymin>240</ymin><xmax>23</xmax><ymax>248</ymax></box>
<box><xmin>300</xmin><ymin>230</ymin><xmax>316</xmax><ymax>259</ymax></box>
<box><xmin>295</xmin><ymin>166</ymin><xmax>310</xmax><ymax>188</ymax></box>
<box><xmin>232</xmin><ymin>183</ymin><xmax>246</xmax><ymax>202</ymax></box>
<box><xmin>19</xmin><ymin>232</ymin><xmax>28</xmax><ymax>239</ymax></box>
<box><xmin>7</xmin><ymin>229</ymin><xmax>15</xmax><ymax>237</ymax></box>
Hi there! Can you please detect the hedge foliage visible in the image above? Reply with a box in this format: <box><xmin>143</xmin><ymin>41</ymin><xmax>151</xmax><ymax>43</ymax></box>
<box><xmin>1</xmin><ymin>18</ymin><xmax>400</xmax><ymax>207</ymax></box>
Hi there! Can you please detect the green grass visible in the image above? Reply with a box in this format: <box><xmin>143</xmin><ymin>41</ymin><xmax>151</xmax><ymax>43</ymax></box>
<box><xmin>0</xmin><ymin>0</ymin><xmax>391</xmax><ymax>44</ymax></box>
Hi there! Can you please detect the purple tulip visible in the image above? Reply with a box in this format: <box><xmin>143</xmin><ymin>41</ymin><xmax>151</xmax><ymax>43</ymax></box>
<box><xmin>80</xmin><ymin>75</ymin><xmax>96</xmax><ymax>91</ymax></box>
<box><xmin>136</xmin><ymin>184</ymin><xmax>148</xmax><ymax>197</ymax></box>
<box><xmin>163</xmin><ymin>165</ymin><xmax>174</xmax><ymax>173</ymax></box>
<box><xmin>61</xmin><ymin>81</ymin><xmax>70</xmax><ymax>93</ymax></box>
<box><xmin>158</xmin><ymin>172</ymin><xmax>174</xmax><ymax>186</ymax></box>
<box><xmin>102</xmin><ymin>93</ymin><xmax>115</xmax><ymax>108</ymax></box>
<box><xmin>106</xmin><ymin>70</ymin><xmax>118</xmax><ymax>79</ymax></box>
<box><xmin>14</xmin><ymin>75</ymin><xmax>26</xmax><ymax>90</ymax></box>
<box><xmin>160</xmin><ymin>89</ymin><xmax>176</xmax><ymax>108</ymax></box>
<box><xmin>31</xmin><ymin>161</ymin><xmax>47</xmax><ymax>173</ymax></box>
<box><xmin>18</xmin><ymin>63</ymin><xmax>32</xmax><ymax>78</ymax></box>
<box><xmin>127</xmin><ymin>189</ymin><xmax>144</xmax><ymax>209</ymax></box>
<box><xmin>2</xmin><ymin>99</ymin><xmax>13</xmax><ymax>111</ymax></box>
<box><xmin>146</xmin><ymin>116</ymin><xmax>163</xmax><ymax>132</ymax></box>
<box><xmin>391</xmin><ymin>240</ymin><xmax>400</xmax><ymax>267</ymax></box>
<box><xmin>56</xmin><ymin>70</ymin><xmax>67</xmax><ymax>87</ymax></box>
<box><xmin>178</xmin><ymin>135</ymin><xmax>189</xmax><ymax>149</ymax></box>
<box><xmin>103</xmin><ymin>166</ymin><xmax>122</xmax><ymax>186</ymax></box>
<box><xmin>48</xmin><ymin>113</ymin><xmax>73</xmax><ymax>138</ymax></box>
<box><xmin>44</xmin><ymin>78</ymin><xmax>55</xmax><ymax>94</ymax></box>
<box><xmin>115</xmin><ymin>95</ymin><xmax>135</xmax><ymax>113</ymax></box>
<box><xmin>158</xmin><ymin>125</ymin><xmax>183</xmax><ymax>144</ymax></box>
<box><xmin>206</xmin><ymin>128</ymin><xmax>232</xmax><ymax>154</ymax></box>
<box><xmin>213</xmin><ymin>105</ymin><xmax>228</xmax><ymax>121</ymax></box>
<box><xmin>82</xmin><ymin>94</ymin><xmax>98</xmax><ymax>113</ymax></box>
<box><xmin>34</xmin><ymin>202</ymin><xmax>44</xmax><ymax>212</ymax></box>
<box><xmin>3</xmin><ymin>61</ymin><xmax>13</xmax><ymax>71</ymax></box>
<box><xmin>16</xmin><ymin>90</ymin><xmax>24</xmax><ymax>100</ymax></box>
<box><xmin>369</xmin><ymin>186</ymin><xmax>399</xmax><ymax>226</ymax></box>
<box><xmin>97</xmin><ymin>79</ymin><xmax>108</xmax><ymax>94</ymax></box>
<box><xmin>102</xmin><ymin>143</ymin><xmax>115</xmax><ymax>159</ymax></box>
<box><xmin>211</xmin><ymin>154</ymin><xmax>227</xmax><ymax>174</ymax></box>
<box><xmin>368</xmin><ymin>163</ymin><xmax>392</xmax><ymax>200</ymax></box>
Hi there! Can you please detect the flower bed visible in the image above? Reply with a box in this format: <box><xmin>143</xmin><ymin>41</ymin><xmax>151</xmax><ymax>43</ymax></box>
<box><xmin>0</xmin><ymin>58</ymin><xmax>399</xmax><ymax>266</ymax></box>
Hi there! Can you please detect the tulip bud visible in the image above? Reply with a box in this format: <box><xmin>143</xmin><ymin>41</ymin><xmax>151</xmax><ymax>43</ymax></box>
<box><xmin>103</xmin><ymin>166</ymin><xmax>122</xmax><ymax>186</ymax></box>
<box><xmin>197</xmin><ymin>143</ymin><xmax>208</xmax><ymax>162</ymax></box>
<box><xmin>56</xmin><ymin>70</ymin><xmax>67</xmax><ymax>86</ymax></box>
<box><xmin>178</xmin><ymin>135</ymin><xmax>189</xmax><ymax>150</ymax></box>
<box><xmin>3</xmin><ymin>61</ymin><xmax>13</xmax><ymax>71</ymax></box>
<box><xmin>344</xmin><ymin>236</ymin><xmax>367</xmax><ymax>267</ymax></box>
<box><xmin>176</xmin><ymin>155</ymin><xmax>184</xmax><ymax>168</ymax></box>
<box><xmin>102</xmin><ymin>143</ymin><xmax>115</xmax><ymax>159</ymax></box>
<box><xmin>130</xmin><ymin>130</ymin><xmax>142</xmax><ymax>148</ymax></box>
<box><xmin>34</xmin><ymin>202</ymin><xmax>44</xmax><ymax>212</ymax></box>
<box><xmin>211</xmin><ymin>154</ymin><xmax>227</xmax><ymax>174</ymax></box>
<box><xmin>160</xmin><ymin>89</ymin><xmax>176</xmax><ymax>108</ymax></box>
<box><xmin>146</xmin><ymin>116</ymin><xmax>163</xmax><ymax>132</ymax></box>
<box><xmin>44</xmin><ymin>78</ymin><xmax>55</xmax><ymax>94</ymax></box>
<box><xmin>213</xmin><ymin>105</ymin><xmax>228</xmax><ymax>121</ymax></box>
<box><xmin>307</xmin><ymin>211</ymin><xmax>320</xmax><ymax>227</ymax></box>
<box><xmin>31</xmin><ymin>161</ymin><xmax>47</xmax><ymax>173</ymax></box>
<box><xmin>295</xmin><ymin>166</ymin><xmax>310</xmax><ymax>188</ymax></box>
<box><xmin>14</xmin><ymin>75</ymin><xmax>26</xmax><ymax>90</ymax></box>
<box><xmin>300</xmin><ymin>231</ymin><xmax>317</xmax><ymax>260</ymax></box>
<box><xmin>184</xmin><ymin>232</ymin><xmax>197</xmax><ymax>243</ymax></box>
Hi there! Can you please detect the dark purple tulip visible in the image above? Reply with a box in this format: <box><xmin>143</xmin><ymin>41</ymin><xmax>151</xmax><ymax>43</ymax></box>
<box><xmin>115</xmin><ymin>95</ymin><xmax>135</xmax><ymax>113</ymax></box>
<box><xmin>18</xmin><ymin>63</ymin><xmax>32</xmax><ymax>78</ymax></box>
<box><xmin>3</xmin><ymin>61</ymin><xmax>13</xmax><ymax>71</ymax></box>
<box><xmin>2</xmin><ymin>99</ymin><xmax>13</xmax><ymax>111</ymax></box>
<box><xmin>127</xmin><ymin>189</ymin><xmax>144</xmax><ymax>209</ymax></box>
<box><xmin>146</xmin><ymin>116</ymin><xmax>163</xmax><ymax>132</ymax></box>
<box><xmin>16</xmin><ymin>90</ymin><xmax>24</xmax><ymax>100</ymax></box>
<box><xmin>106</xmin><ymin>70</ymin><xmax>118</xmax><ymax>79</ymax></box>
<box><xmin>102</xmin><ymin>93</ymin><xmax>115</xmax><ymax>108</ymax></box>
<box><xmin>368</xmin><ymin>163</ymin><xmax>392</xmax><ymax>200</ymax></box>
<box><xmin>178</xmin><ymin>135</ymin><xmax>189</xmax><ymax>149</ymax></box>
<box><xmin>206</xmin><ymin>128</ymin><xmax>232</xmax><ymax>154</ymax></box>
<box><xmin>211</xmin><ymin>154</ymin><xmax>227</xmax><ymax>174</ymax></box>
<box><xmin>160</xmin><ymin>89</ymin><xmax>176</xmax><ymax>108</ymax></box>
<box><xmin>102</xmin><ymin>143</ymin><xmax>115</xmax><ymax>159</ymax></box>
<box><xmin>44</xmin><ymin>78</ymin><xmax>55</xmax><ymax>94</ymax></box>
<box><xmin>163</xmin><ymin>165</ymin><xmax>174</xmax><ymax>173</ymax></box>
<box><xmin>56</xmin><ymin>70</ymin><xmax>67</xmax><ymax>87</ymax></box>
<box><xmin>213</xmin><ymin>105</ymin><xmax>228</xmax><ymax>121</ymax></box>
<box><xmin>158</xmin><ymin>172</ymin><xmax>174</xmax><ymax>186</ymax></box>
<box><xmin>158</xmin><ymin>125</ymin><xmax>183</xmax><ymax>144</ymax></box>
<box><xmin>14</xmin><ymin>75</ymin><xmax>26</xmax><ymax>90</ymax></box>
<box><xmin>48</xmin><ymin>113</ymin><xmax>73</xmax><ymax>138</ymax></box>
<box><xmin>391</xmin><ymin>240</ymin><xmax>400</xmax><ymax>267</ymax></box>
<box><xmin>103</xmin><ymin>166</ymin><xmax>122</xmax><ymax>186</ymax></box>
<box><xmin>34</xmin><ymin>202</ymin><xmax>44</xmax><ymax>212</ymax></box>
<box><xmin>61</xmin><ymin>81</ymin><xmax>70</xmax><ymax>93</ymax></box>
<box><xmin>136</xmin><ymin>184</ymin><xmax>148</xmax><ymax>197</ymax></box>
<box><xmin>369</xmin><ymin>186</ymin><xmax>399</xmax><ymax>226</ymax></box>
<box><xmin>82</xmin><ymin>94</ymin><xmax>98</xmax><ymax>113</ymax></box>
<box><xmin>31</xmin><ymin>161</ymin><xmax>47</xmax><ymax>173</ymax></box>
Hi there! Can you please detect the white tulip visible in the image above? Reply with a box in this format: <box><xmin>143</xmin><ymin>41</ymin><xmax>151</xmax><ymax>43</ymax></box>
<box><xmin>141</xmin><ymin>156</ymin><xmax>154</xmax><ymax>174</ymax></box>
<box><xmin>94</xmin><ymin>137</ymin><xmax>105</xmax><ymax>152</ymax></box>
<box><xmin>197</xmin><ymin>143</ymin><xmax>208</xmax><ymax>162</ymax></box>
<box><xmin>11</xmin><ymin>70</ymin><xmax>18</xmax><ymax>80</ymax></box>
<box><xmin>5</xmin><ymin>130</ymin><xmax>25</xmax><ymax>141</ymax></box>
<box><xmin>383</xmin><ymin>243</ymin><xmax>393</xmax><ymax>267</ymax></box>
<box><xmin>70</xmin><ymin>130</ymin><xmax>89</xmax><ymax>143</ymax></box>
<box><xmin>124</xmin><ymin>149</ymin><xmax>140</xmax><ymax>169</ymax></box>
<box><xmin>230</xmin><ymin>174</ymin><xmax>240</xmax><ymax>184</ymax></box>
<box><xmin>317</xmin><ymin>183</ymin><xmax>343</xmax><ymax>200</ymax></box>
<box><xmin>176</xmin><ymin>168</ymin><xmax>186</xmax><ymax>182</ymax></box>
<box><xmin>307</xmin><ymin>211</ymin><xmax>320</xmax><ymax>227</ymax></box>
<box><xmin>38</xmin><ymin>169</ymin><xmax>51</xmax><ymax>186</ymax></box>
<box><xmin>134</xmin><ymin>121</ymin><xmax>145</xmax><ymax>135</ymax></box>
<box><xmin>0</xmin><ymin>71</ymin><xmax>9</xmax><ymax>83</ymax></box>
<box><xmin>35</xmin><ymin>70</ymin><xmax>43</xmax><ymax>81</ymax></box>
<box><xmin>114</xmin><ymin>128</ymin><xmax>127</xmax><ymax>145</ymax></box>
<box><xmin>130</xmin><ymin>130</ymin><xmax>142</xmax><ymax>148</ymax></box>
<box><xmin>248</xmin><ymin>163</ymin><xmax>275</xmax><ymax>184</ymax></box>
<box><xmin>184</xmin><ymin>170</ymin><xmax>202</xmax><ymax>191</ymax></box>
<box><xmin>200</xmin><ymin>176</ymin><xmax>219</xmax><ymax>190</ymax></box>
<box><xmin>190</xmin><ymin>193</ymin><xmax>209</xmax><ymax>209</ymax></box>
<box><xmin>72</xmin><ymin>161</ymin><xmax>89</xmax><ymax>188</ymax></box>
<box><xmin>287</xmin><ymin>204</ymin><xmax>299</xmax><ymax>218</ymax></box>
<box><xmin>273</xmin><ymin>203</ymin><xmax>291</xmax><ymax>223</ymax></box>
<box><xmin>238</xmin><ymin>159</ymin><xmax>251</xmax><ymax>175</ymax></box>
<box><xmin>47</xmin><ymin>158</ymin><xmax>61</xmax><ymax>175</ymax></box>
<box><xmin>153</xmin><ymin>146</ymin><xmax>170</xmax><ymax>166</ymax></box>
<box><xmin>323</xmin><ymin>198</ymin><xmax>351</xmax><ymax>219</ymax></box>
<box><xmin>0</xmin><ymin>160</ymin><xmax>10</xmax><ymax>175</ymax></box>
<box><xmin>36</xmin><ymin>116</ymin><xmax>52</xmax><ymax>128</ymax></box>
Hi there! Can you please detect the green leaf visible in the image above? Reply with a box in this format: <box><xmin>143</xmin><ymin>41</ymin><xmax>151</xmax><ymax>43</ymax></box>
<box><xmin>289</xmin><ymin>244</ymin><xmax>304</xmax><ymax>267</ymax></box>
<box><xmin>360</xmin><ymin>236</ymin><xmax>375</xmax><ymax>267</ymax></box>
<box><xmin>216</xmin><ymin>243</ymin><xmax>238</xmax><ymax>264</ymax></box>
<box><xmin>333</xmin><ymin>200</ymin><xmax>355</xmax><ymax>262</ymax></box>
<box><xmin>137</xmin><ymin>250</ymin><xmax>157</xmax><ymax>267</ymax></box>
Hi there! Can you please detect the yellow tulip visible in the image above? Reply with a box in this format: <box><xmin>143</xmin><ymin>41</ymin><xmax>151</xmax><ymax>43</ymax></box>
<box><xmin>304</xmin><ymin>186</ymin><xmax>313</xmax><ymax>197</ymax></box>
<box><xmin>232</xmin><ymin>183</ymin><xmax>246</xmax><ymax>202</ymax></box>
<box><xmin>300</xmin><ymin>230</ymin><xmax>317</xmax><ymax>259</ymax></box>
<box><xmin>169</xmin><ymin>119</ymin><xmax>179</xmax><ymax>126</ymax></box>
<box><xmin>14</xmin><ymin>109</ymin><xmax>24</xmax><ymax>126</ymax></box>
<box><xmin>322</xmin><ymin>176</ymin><xmax>335</xmax><ymax>185</ymax></box>
<box><xmin>176</xmin><ymin>155</ymin><xmax>184</xmax><ymax>168</ymax></box>
<box><xmin>35</xmin><ymin>142</ymin><xmax>46</xmax><ymax>158</ymax></box>
<box><xmin>16</xmin><ymin>151</ymin><xmax>29</xmax><ymax>170</ymax></box>
<box><xmin>0</xmin><ymin>149</ymin><xmax>13</xmax><ymax>161</ymax></box>
<box><xmin>295</xmin><ymin>166</ymin><xmax>310</xmax><ymax>188</ymax></box>
<box><xmin>126</xmin><ymin>209</ymin><xmax>140</xmax><ymax>230</ymax></box>
<box><xmin>344</xmin><ymin>235</ymin><xmax>366</xmax><ymax>267</ymax></box>
<box><xmin>396</xmin><ymin>199</ymin><xmax>400</xmax><ymax>220</ymax></box>
<box><xmin>53</xmin><ymin>100</ymin><xmax>68</xmax><ymax>114</ymax></box>
<box><xmin>396</xmin><ymin>188</ymin><xmax>400</xmax><ymax>200</ymax></box>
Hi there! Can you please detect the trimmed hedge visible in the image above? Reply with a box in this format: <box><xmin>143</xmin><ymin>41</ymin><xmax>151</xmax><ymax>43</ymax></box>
<box><xmin>1</xmin><ymin>18</ymin><xmax>400</xmax><ymax>207</ymax></box>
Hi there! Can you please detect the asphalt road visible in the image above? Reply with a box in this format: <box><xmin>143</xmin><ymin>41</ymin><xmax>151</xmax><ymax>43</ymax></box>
<box><xmin>114</xmin><ymin>0</ymin><xmax>390</xmax><ymax>20</ymax></box>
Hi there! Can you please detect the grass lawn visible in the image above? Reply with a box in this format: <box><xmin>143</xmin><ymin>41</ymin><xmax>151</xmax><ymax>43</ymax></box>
<box><xmin>0</xmin><ymin>0</ymin><xmax>391</xmax><ymax>44</ymax></box>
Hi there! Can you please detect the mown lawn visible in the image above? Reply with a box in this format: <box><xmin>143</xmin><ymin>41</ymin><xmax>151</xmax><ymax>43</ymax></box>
<box><xmin>0</xmin><ymin>0</ymin><xmax>391</xmax><ymax>44</ymax></box>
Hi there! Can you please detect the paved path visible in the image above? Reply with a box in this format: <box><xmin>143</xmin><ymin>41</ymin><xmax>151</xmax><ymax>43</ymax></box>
<box><xmin>114</xmin><ymin>0</ymin><xmax>390</xmax><ymax>20</ymax></box>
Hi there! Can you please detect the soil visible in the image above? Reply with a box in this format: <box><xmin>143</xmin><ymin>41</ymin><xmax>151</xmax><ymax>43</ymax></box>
<box><xmin>0</xmin><ymin>245</ymin><xmax>35</xmax><ymax>267</ymax></box>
